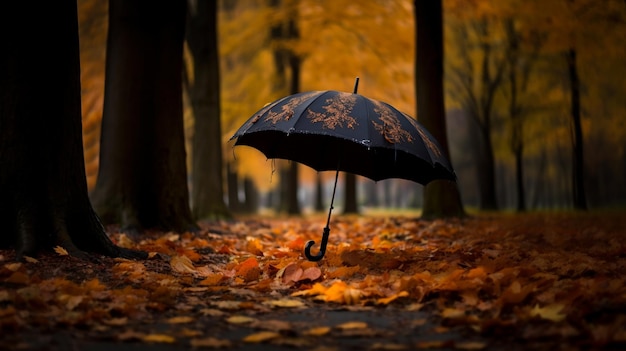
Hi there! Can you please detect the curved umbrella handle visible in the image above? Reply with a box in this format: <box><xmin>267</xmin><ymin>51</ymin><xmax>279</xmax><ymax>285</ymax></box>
<box><xmin>304</xmin><ymin>226</ymin><xmax>330</xmax><ymax>261</ymax></box>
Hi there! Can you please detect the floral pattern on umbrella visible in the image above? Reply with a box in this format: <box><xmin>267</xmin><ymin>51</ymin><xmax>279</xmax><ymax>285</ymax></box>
<box><xmin>307</xmin><ymin>92</ymin><xmax>359</xmax><ymax>130</ymax></box>
<box><xmin>371</xmin><ymin>100</ymin><xmax>415</xmax><ymax>145</ymax></box>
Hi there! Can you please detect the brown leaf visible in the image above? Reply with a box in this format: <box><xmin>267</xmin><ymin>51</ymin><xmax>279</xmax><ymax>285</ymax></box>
<box><xmin>190</xmin><ymin>337</ymin><xmax>232</xmax><ymax>348</ymax></box>
<box><xmin>170</xmin><ymin>255</ymin><xmax>196</xmax><ymax>274</ymax></box>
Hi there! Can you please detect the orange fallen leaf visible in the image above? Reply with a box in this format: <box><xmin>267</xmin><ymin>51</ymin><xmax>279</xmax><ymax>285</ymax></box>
<box><xmin>198</xmin><ymin>273</ymin><xmax>225</xmax><ymax>286</ymax></box>
<box><xmin>303</xmin><ymin>326</ymin><xmax>331</xmax><ymax>336</ymax></box>
<box><xmin>54</xmin><ymin>246</ymin><xmax>69</xmax><ymax>256</ymax></box>
<box><xmin>167</xmin><ymin>316</ymin><xmax>194</xmax><ymax>324</ymax></box>
<box><xmin>236</xmin><ymin>257</ymin><xmax>261</xmax><ymax>282</ymax></box>
<box><xmin>376</xmin><ymin>291</ymin><xmax>409</xmax><ymax>305</ymax></box>
<box><xmin>142</xmin><ymin>334</ymin><xmax>176</xmax><ymax>343</ymax></box>
<box><xmin>337</xmin><ymin>321</ymin><xmax>368</xmax><ymax>330</ymax></box>
<box><xmin>243</xmin><ymin>331</ymin><xmax>280</xmax><ymax>343</ymax></box>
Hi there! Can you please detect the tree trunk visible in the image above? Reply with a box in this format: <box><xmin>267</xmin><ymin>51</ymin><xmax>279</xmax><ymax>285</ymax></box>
<box><xmin>477</xmin><ymin>121</ymin><xmax>498</xmax><ymax>210</ymax></box>
<box><xmin>285</xmin><ymin>161</ymin><xmax>301</xmax><ymax>215</ymax></box>
<box><xmin>314</xmin><ymin>173</ymin><xmax>324</xmax><ymax>212</ymax></box>
<box><xmin>90</xmin><ymin>0</ymin><xmax>196</xmax><ymax>232</ymax></box>
<box><xmin>0</xmin><ymin>0</ymin><xmax>145</xmax><ymax>259</ymax></box>
<box><xmin>343</xmin><ymin>173</ymin><xmax>358</xmax><ymax>214</ymax></box>
<box><xmin>226</xmin><ymin>162</ymin><xmax>240</xmax><ymax>212</ymax></box>
<box><xmin>414</xmin><ymin>0</ymin><xmax>465</xmax><ymax>219</ymax></box>
<box><xmin>567</xmin><ymin>48</ymin><xmax>587</xmax><ymax>210</ymax></box>
<box><xmin>186</xmin><ymin>0</ymin><xmax>231</xmax><ymax>220</ymax></box>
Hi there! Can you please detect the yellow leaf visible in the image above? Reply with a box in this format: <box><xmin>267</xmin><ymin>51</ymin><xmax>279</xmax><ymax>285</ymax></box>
<box><xmin>530</xmin><ymin>304</ymin><xmax>567</xmax><ymax>322</ymax></box>
<box><xmin>23</xmin><ymin>256</ymin><xmax>38</xmax><ymax>263</ymax></box>
<box><xmin>226</xmin><ymin>315</ymin><xmax>257</xmax><ymax>324</ymax></box>
<box><xmin>303</xmin><ymin>326</ymin><xmax>331</xmax><ymax>336</ymax></box>
<box><xmin>243</xmin><ymin>331</ymin><xmax>280</xmax><ymax>343</ymax></box>
<box><xmin>167</xmin><ymin>316</ymin><xmax>194</xmax><ymax>324</ymax></box>
<box><xmin>263</xmin><ymin>299</ymin><xmax>305</xmax><ymax>308</ymax></box>
<box><xmin>441</xmin><ymin>308</ymin><xmax>466</xmax><ymax>319</ymax></box>
<box><xmin>54</xmin><ymin>246</ymin><xmax>69</xmax><ymax>256</ymax></box>
<box><xmin>142</xmin><ymin>334</ymin><xmax>176</xmax><ymax>343</ymax></box>
<box><xmin>376</xmin><ymin>291</ymin><xmax>409</xmax><ymax>305</ymax></box>
<box><xmin>190</xmin><ymin>337</ymin><xmax>232</xmax><ymax>348</ymax></box>
<box><xmin>336</xmin><ymin>321</ymin><xmax>368</xmax><ymax>330</ymax></box>
<box><xmin>170</xmin><ymin>255</ymin><xmax>196</xmax><ymax>274</ymax></box>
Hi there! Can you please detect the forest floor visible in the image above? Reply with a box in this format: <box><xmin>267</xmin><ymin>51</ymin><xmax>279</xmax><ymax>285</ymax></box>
<box><xmin>1</xmin><ymin>211</ymin><xmax>625</xmax><ymax>350</ymax></box>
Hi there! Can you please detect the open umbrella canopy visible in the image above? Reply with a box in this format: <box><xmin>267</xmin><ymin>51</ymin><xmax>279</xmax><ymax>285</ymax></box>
<box><xmin>230</xmin><ymin>90</ymin><xmax>456</xmax><ymax>184</ymax></box>
<box><xmin>230</xmin><ymin>80</ymin><xmax>456</xmax><ymax>261</ymax></box>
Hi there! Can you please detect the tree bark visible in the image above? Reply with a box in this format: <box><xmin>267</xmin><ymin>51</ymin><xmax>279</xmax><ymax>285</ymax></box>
<box><xmin>186</xmin><ymin>0</ymin><xmax>231</xmax><ymax>220</ymax></box>
<box><xmin>0</xmin><ymin>0</ymin><xmax>145</xmax><ymax>259</ymax></box>
<box><xmin>90</xmin><ymin>0</ymin><xmax>196</xmax><ymax>232</ymax></box>
<box><xmin>567</xmin><ymin>48</ymin><xmax>587</xmax><ymax>210</ymax></box>
<box><xmin>414</xmin><ymin>0</ymin><xmax>465</xmax><ymax>219</ymax></box>
<box><xmin>343</xmin><ymin>173</ymin><xmax>358</xmax><ymax>214</ymax></box>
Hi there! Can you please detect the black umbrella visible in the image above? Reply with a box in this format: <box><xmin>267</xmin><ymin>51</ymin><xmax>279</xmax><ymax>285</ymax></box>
<box><xmin>230</xmin><ymin>78</ymin><xmax>456</xmax><ymax>261</ymax></box>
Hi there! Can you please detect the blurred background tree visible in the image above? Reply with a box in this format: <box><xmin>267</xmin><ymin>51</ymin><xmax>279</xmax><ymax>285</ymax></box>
<box><xmin>77</xmin><ymin>0</ymin><xmax>626</xmax><ymax>220</ymax></box>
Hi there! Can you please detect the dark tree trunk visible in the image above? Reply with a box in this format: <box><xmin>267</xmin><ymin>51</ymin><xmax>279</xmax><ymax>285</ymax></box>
<box><xmin>226</xmin><ymin>162</ymin><xmax>240</xmax><ymax>212</ymax></box>
<box><xmin>476</xmin><ymin>121</ymin><xmax>498</xmax><ymax>210</ymax></box>
<box><xmin>315</xmin><ymin>173</ymin><xmax>324</xmax><ymax>212</ymax></box>
<box><xmin>242</xmin><ymin>177</ymin><xmax>258</xmax><ymax>213</ymax></box>
<box><xmin>343</xmin><ymin>173</ymin><xmax>358</xmax><ymax>214</ymax></box>
<box><xmin>567</xmin><ymin>48</ymin><xmax>587</xmax><ymax>210</ymax></box>
<box><xmin>284</xmin><ymin>7</ymin><xmax>302</xmax><ymax>216</ymax></box>
<box><xmin>0</xmin><ymin>1</ymin><xmax>145</xmax><ymax>260</ymax></box>
<box><xmin>414</xmin><ymin>0</ymin><xmax>465</xmax><ymax>218</ymax></box>
<box><xmin>285</xmin><ymin>162</ymin><xmax>301</xmax><ymax>215</ymax></box>
<box><xmin>90</xmin><ymin>0</ymin><xmax>196</xmax><ymax>232</ymax></box>
<box><xmin>186</xmin><ymin>0</ymin><xmax>231</xmax><ymax>220</ymax></box>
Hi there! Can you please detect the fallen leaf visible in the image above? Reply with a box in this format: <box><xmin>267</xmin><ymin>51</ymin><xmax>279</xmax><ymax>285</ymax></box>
<box><xmin>170</xmin><ymin>255</ymin><xmax>196</xmax><ymax>274</ymax></box>
<box><xmin>142</xmin><ymin>334</ymin><xmax>176</xmax><ymax>343</ymax></box>
<box><xmin>243</xmin><ymin>331</ymin><xmax>280</xmax><ymax>343</ymax></box>
<box><xmin>4</xmin><ymin>262</ymin><xmax>22</xmax><ymax>271</ymax></box>
<box><xmin>376</xmin><ymin>291</ymin><xmax>409</xmax><ymax>305</ymax></box>
<box><xmin>190</xmin><ymin>337</ymin><xmax>232</xmax><ymax>348</ymax></box>
<box><xmin>303</xmin><ymin>326</ymin><xmax>331</xmax><ymax>336</ymax></box>
<box><xmin>226</xmin><ymin>315</ymin><xmax>257</xmax><ymax>324</ymax></box>
<box><xmin>301</xmin><ymin>267</ymin><xmax>322</xmax><ymax>281</ymax></box>
<box><xmin>167</xmin><ymin>316</ymin><xmax>194</xmax><ymax>324</ymax></box>
<box><xmin>336</xmin><ymin>321</ymin><xmax>368</xmax><ymax>330</ymax></box>
<box><xmin>281</xmin><ymin>263</ymin><xmax>303</xmax><ymax>283</ymax></box>
<box><xmin>23</xmin><ymin>256</ymin><xmax>38</xmax><ymax>263</ymax></box>
<box><xmin>54</xmin><ymin>246</ymin><xmax>69</xmax><ymax>256</ymax></box>
<box><xmin>263</xmin><ymin>298</ymin><xmax>305</xmax><ymax>308</ymax></box>
<box><xmin>530</xmin><ymin>304</ymin><xmax>567</xmax><ymax>322</ymax></box>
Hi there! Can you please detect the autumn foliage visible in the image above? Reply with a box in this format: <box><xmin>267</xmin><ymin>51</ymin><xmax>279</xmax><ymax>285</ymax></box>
<box><xmin>1</xmin><ymin>212</ymin><xmax>625</xmax><ymax>349</ymax></box>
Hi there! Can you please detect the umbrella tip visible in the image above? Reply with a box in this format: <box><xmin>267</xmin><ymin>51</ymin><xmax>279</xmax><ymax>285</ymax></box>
<box><xmin>353</xmin><ymin>77</ymin><xmax>360</xmax><ymax>94</ymax></box>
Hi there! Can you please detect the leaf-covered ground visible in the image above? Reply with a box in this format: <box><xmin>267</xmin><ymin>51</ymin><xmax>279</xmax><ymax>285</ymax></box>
<box><xmin>1</xmin><ymin>212</ymin><xmax>625</xmax><ymax>350</ymax></box>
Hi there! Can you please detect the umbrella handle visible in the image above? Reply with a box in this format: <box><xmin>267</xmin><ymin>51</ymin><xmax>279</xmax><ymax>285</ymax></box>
<box><xmin>304</xmin><ymin>226</ymin><xmax>330</xmax><ymax>261</ymax></box>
